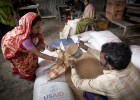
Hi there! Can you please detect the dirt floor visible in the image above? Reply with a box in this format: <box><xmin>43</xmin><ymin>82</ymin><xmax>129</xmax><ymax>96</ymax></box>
<box><xmin>0</xmin><ymin>18</ymin><xmax>140</xmax><ymax>100</ymax></box>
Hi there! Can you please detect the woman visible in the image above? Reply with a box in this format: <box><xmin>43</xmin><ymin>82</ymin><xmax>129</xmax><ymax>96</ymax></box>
<box><xmin>1</xmin><ymin>12</ymin><xmax>62</xmax><ymax>81</ymax></box>
<box><xmin>75</xmin><ymin>0</ymin><xmax>94</xmax><ymax>34</ymax></box>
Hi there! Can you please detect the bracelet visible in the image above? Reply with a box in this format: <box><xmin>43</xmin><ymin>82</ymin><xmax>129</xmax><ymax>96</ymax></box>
<box><xmin>51</xmin><ymin>56</ymin><xmax>53</xmax><ymax>60</ymax></box>
<box><xmin>46</xmin><ymin>45</ymin><xmax>49</xmax><ymax>48</ymax></box>
<box><xmin>55</xmin><ymin>57</ymin><xmax>58</xmax><ymax>62</ymax></box>
<box><xmin>51</xmin><ymin>56</ymin><xmax>58</xmax><ymax>62</ymax></box>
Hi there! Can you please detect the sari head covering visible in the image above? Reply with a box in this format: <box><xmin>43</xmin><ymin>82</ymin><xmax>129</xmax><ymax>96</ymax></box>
<box><xmin>1</xmin><ymin>12</ymin><xmax>38</xmax><ymax>59</ymax></box>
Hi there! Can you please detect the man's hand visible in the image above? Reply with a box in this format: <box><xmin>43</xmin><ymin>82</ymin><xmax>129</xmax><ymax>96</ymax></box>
<box><xmin>68</xmin><ymin>60</ymin><xmax>76</xmax><ymax>68</ymax></box>
<box><xmin>79</xmin><ymin>41</ymin><xmax>88</xmax><ymax>51</ymax></box>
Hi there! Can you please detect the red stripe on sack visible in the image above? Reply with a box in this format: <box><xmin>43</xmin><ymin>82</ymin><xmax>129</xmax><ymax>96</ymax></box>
<box><xmin>51</xmin><ymin>68</ymin><xmax>59</xmax><ymax>76</ymax></box>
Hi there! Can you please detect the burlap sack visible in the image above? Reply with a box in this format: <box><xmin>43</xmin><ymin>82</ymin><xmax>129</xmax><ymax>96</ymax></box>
<box><xmin>47</xmin><ymin>50</ymin><xmax>70</xmax><ymax>81</ymax></box>
<box><xmin>65</xmin><ymin>53</ymin><xmax>106</xmax><ymax>100</ymax></box>
<box><xmin>47</xmin><ymin>44</ymin><xmax>82</xmax><ymax>81</ymax></box>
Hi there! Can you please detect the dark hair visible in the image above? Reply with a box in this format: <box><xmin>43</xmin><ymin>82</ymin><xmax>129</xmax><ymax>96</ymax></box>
<box><xmin>85</xmin><ymin>0</ymin><xmax>90</xmax><ymax>3</ymax></box>
<box><xmin>31</xmin><ymin>15</ymin><xmax>41</xmax><ymax>28</ymax></box>
<box><xmin>101</xmin><ymin>42</ymin><xmax>132</xmax><ymax>70</ymax></box>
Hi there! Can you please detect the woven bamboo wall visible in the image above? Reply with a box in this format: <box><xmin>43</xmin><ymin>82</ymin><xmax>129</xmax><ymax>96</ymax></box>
<box><xmin>34</xmin><ymin>0</ymin><xmax>106</xmax><ymax>17</ymax></box>
<box><xmin>35</xmin><ymin>0</ymin><xmax>64</xmax><ymax>17</ymax></box>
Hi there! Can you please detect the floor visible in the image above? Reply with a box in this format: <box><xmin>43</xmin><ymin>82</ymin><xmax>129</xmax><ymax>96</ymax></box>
<box><xmin>0</xmin><ymin>18</ymin><xmax>140</xmax><ymax>100</ymax></box>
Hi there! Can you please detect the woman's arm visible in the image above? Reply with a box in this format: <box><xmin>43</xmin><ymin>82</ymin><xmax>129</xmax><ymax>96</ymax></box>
<box><xmin>22</xmin><ymin>37</ymin><xmax>63</xmax><ymax>64</ymax></box>
<box><xmin>30</xmin><ymin>47</ymin><xmax>55</xmax><ymax>60</ymax></box>
<box><xmin>22</xmin><ymin>37</ymin><xmax>51</xmax><ymax>59</ymax></box>
<box><xmin>30</xmin><ymin>47</ymin><xmax>63</xmax><ymax>65</ymax></box>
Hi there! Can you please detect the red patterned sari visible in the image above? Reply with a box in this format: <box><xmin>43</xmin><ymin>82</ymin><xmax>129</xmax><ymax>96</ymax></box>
<box><xmin>1</xmin><ymin>12</ymin><xmax>44</xmax><ymax>79</ymax></box>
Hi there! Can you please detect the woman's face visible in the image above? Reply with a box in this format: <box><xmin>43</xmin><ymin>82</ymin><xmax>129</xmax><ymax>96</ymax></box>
<box><xmin>31</xmin><ymin>21</ymin><xmax>41</xmax><ymax>34</ymax></box>
<box><xmin>84</xmin><ymin>0</ymin><xmax>89</xmax><ymax>6</ymax></box>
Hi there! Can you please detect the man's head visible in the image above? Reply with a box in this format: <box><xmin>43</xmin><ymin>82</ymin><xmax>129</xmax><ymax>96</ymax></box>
<box><xmin>100</xmin><ymin>42</ymin><xmax>132</xmax><ymax>70</ymax></box>
<box><xmin>84</xmin><ymin>0</ymin><xmax>89</xmax><ymax>6</ymax></box>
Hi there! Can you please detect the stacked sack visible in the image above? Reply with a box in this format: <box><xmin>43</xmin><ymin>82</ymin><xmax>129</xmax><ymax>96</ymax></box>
<box><xmin>70</xmin><ymin>30</ymin><xmax>122</xmax><ymax>60</ymax></box>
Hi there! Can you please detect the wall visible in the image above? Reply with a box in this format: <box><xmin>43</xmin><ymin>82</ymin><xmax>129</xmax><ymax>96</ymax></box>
<box><xmin>35</xmin><ymin>0</ymin><xmax>106</xmax><ymax>17</ymax></box>
<box><xmin>35</xmin><ymin>0</ymin><xmax>64</xmax><ymax>17</ymax></box>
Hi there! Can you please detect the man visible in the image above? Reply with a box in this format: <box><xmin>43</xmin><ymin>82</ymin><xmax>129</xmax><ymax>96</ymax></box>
<box><xmin>68</xmin><ymin>42</ymin><xmax>140</xmax><ymax>99</ymax></box>
<box><xmin>75</xmin><ymin>0</ymin><xmax>94</xmax><ymax>34</ymax></box>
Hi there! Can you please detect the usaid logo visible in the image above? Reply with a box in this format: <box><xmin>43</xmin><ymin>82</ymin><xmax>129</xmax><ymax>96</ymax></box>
<box><xmin>43</xmin><ymin>84</ymin><xmax>65</xmax><ymax>100</ymax></box>
<box><xmin>49</xmin><ymin>85</ymin><xmax>58</xmax><ymax>93</ymax></box>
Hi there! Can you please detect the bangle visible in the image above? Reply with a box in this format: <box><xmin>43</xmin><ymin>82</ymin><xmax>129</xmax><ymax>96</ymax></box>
<box><xmin>55</xmin><ymin>57</ymin><xmax>58</xmax><ymax>62</ymax></box>
<box><xmin>46</xmin><ymin>45</ymin><xmax>49</xmax><ymax>48</ymax></box>
<box><xmin>51</xmin><ymin>56</ymin><xmax>53</xmax><ymax>60</ymax></box>
<box><xmin>51</xmin><ymin>56</ymin><xmax>58</xmax><ymax>62</ymax></box>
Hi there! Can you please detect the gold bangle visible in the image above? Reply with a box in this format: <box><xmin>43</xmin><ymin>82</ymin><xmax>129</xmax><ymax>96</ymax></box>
<box><xmin>46</xmin><ymin>45</ymin><xmax>49</xmax><ymax>48</ymax></box>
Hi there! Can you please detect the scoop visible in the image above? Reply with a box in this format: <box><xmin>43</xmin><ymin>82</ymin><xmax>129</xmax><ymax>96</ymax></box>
<box><xmin>66</xmin><ymin>44</ymin><xmax>83</xmax><ymax>59</ymax></box>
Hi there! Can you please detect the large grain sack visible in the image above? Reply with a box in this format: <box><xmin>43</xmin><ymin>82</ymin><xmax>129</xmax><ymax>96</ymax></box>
<box><xmin>65</xmin><ymin>53</ymin><xmax>106</xmax><ymax>100</ymax></box>
<box><xmin>70</xmin><ymin>31</ymin><xmax>93</xmax><ymax>43</ymax></box>
<box><xmin>59</xmin><ymin>24</ymin><xmax>71</xmax><ymax>39</ymax></box>
<box><xmin>88</xmin><ymin>30</ymin><xmax>122</xmax><ymax>50</ymax></box>
<box><xmin>33</xmin><ymin>77</ymin><xmax>75</xmax><ymax>100</ymax></box>
<box><xmin>67</xmin><ymin>19</ymin><xmax>80</xmax><ymax>36</ymax></box>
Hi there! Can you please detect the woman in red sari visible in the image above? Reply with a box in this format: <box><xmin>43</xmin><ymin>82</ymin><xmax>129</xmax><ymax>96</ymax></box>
<box><xmin>1</xmin><ymin>12</ymin><xmax>62</xmax><ymax>81</ymax></box>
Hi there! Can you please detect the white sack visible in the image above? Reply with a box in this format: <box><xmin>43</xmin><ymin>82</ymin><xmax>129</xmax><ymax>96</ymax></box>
<box><xmin>67</xmin><ymin>19</ymin><xmax>80</xmax><ymax>36</ymax></box>
<box><xmin>88</xmin><ymin>30</ymin><xmax>122</xmax><ymax>50</ymax></box>
<box><xmin>33</xmin><ymin>76</ymin><xmax>74</xmax><ymax>100</ymax></box>
<box><xmin>131</xmin><ymin>45</ymin><xmax>140</xmax><ymax>70</ymax></box>
<box><xmin>70</xmin><ymin>31</ymin><xmax>93</xmax><ymax>43</ymax></box>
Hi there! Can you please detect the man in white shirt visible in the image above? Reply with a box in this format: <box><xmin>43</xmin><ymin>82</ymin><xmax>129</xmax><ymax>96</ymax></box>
<box><xmin>69</xmin><ymin>42</ymin><xmax>140</xmax><ymax>100</ymax></box>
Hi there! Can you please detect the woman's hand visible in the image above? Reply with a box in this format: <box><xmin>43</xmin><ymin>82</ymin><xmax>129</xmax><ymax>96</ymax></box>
<box><xmin>47</xmin><ymin>45</ymin><xmax>57</xmax><ymax>52</ymax></box>
<box><xmin>56</xmin><ymin>58</ymin><xmax>64</xmax><ymax>65</ymax></box>
<box><xmin>52</xmin><ymin>57</ymin><xmax>63</xmax><ymax>65</ymax></box>
<box><xmin>68</xmin><ymin>60</ymin><xmax>76</xmax><ymax>68</ymax></box>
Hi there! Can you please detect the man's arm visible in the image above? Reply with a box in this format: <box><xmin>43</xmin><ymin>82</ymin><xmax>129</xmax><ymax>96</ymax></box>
<box><xmin>68</xmin><ymin>60</ymin><xmax>106</xmax><ymax>95</ymax></box>
<box><xmin>71</xmin><ymin>67</ymin><xmax>106</xmax><ymax>95</ymax></box>
<box><xmin>79</xmin><ymin>41</ymin><xmax>100</xmax><ymax>60</ymax></box>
